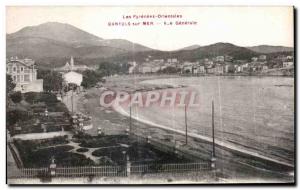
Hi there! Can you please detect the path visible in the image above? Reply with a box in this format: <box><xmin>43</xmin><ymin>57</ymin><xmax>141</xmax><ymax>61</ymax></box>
<box><xmin>12</xmin><ymin>131</ymin><xmax>73</xmax><ymax>140</ymax></box>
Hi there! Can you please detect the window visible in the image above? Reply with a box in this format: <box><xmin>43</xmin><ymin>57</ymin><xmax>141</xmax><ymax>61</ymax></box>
<box><xmin>21</xmin><ymin>67</ymin><xmax>24</xmax><ymax>72</ymax></box>
<box><xmin>24</xmin><ymin>75</ymin><xmax>30</xmax><ymax>82</ymax></box>
<box><xmin>13</xmin><ymin>67</ymin><xmax>16</xmax><ymax>72</ymax></box>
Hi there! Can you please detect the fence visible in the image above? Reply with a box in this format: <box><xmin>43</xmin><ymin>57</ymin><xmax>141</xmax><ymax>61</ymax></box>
<box><xmin>8</xmin><ymin>162</ymin><xmax>211</xmax><ymax>179</ymax></box>
<box><xmin>8</xmin><ymin>167</ymin><xmax>49</xmax><ymax>178</ymax></box>
<box><xmin>130</xmin><ymin>133</ymin><xmax>212</xmax><ymax>161</ymax></box>
<box><xmin>131</xmin><ymin>162</ymin><xmax>211</xmax><ymax>174</ymax></box>
<box><xmin>55</xmin><ymin>165</ymin><xmax>127</xmax><ymax>177</ymax></box>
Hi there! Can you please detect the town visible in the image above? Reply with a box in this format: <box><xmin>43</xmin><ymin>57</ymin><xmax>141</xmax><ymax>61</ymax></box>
<box><xmin>128</xmin><ymin>54</ymin><xmax>294</xmax><ymax>76</ymax></box>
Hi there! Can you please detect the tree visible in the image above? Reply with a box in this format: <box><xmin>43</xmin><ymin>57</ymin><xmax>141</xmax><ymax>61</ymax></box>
<box><xmin>6</xmin><ymin>74</ymin><xmax>16</xmax><ymax>94</ymax></box>
<box><xmin>81</xmin><ymin>70</ymin><xmax>103</xmax><ymax>89</ymax></box>
<box><xmin>37</xmin><ymin>70</ymin><xmax>63</xmax><ymax>92</ymax></box>
<box><xmin>97</xmin><ymin>62</ymin><xmax>130</xmax><ymax>76</ymax></box>
<box><xmin>10</xmin><ymin>91</ymin><xmax>22</xmax><ymax>103</ymax></box>
<box><xmin>160</xmin><ymin>66</ymin><xmax>181</xmax><ymax>74</ymax></box>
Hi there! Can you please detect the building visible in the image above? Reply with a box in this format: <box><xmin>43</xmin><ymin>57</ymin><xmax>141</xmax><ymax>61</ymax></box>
<box><xmin>63</xmin><ymin>71</ymin><xmax>83</xmax><ymax>86</ymax></box>
<box><xmin>286</xmin><ymin>56</ymin><xmax>293</xmax><ymax>61</ymax></box>
<box><xmin>259</xmin><ymin>55</ymin><xmax>267</xmax><ymax>61</ymax></box>
<box><xmin>262</xmin><ymin>65</ymin><xmax>269</xmax><ymax>71</ymax></box>
<box><xmin>128</xmin><ymin>61</ymin><xmax>137</xmax><ymax>74</ymax></box>
<box><xmin>283</xmin><ymin>62</ymin><xmax>293</xmax><ymax>68</ymax></box>
<box><xmin>251</xmin><ymin>57</ymin><xmax>258</xmax><ymax>62</ymax></box>
<box><xmin>224</xmin><ymin>64</ymin><xmax>230</xmax><ymax>73</ymax></box>
<box><xmin>138</xmin><ymin>65</ymin><xmax>152</xmax><ymax>73</ymax></box>
<box><xmin>198</xmin><ymin>65</ymin><xmax>205</xmax><ymax>74</ymax></box>
<box><xmin>55</xmin><ymin>56</ymin><xmax>89</xmax><ymax>72</ymax></box>
<box><xmin>215</xmin><ymin>65</ymin><xmax>224</xmax><ymax>74</ymax></box>
<box><xmin>224</xmin><ymin>55</ymin><xmax>233</xmax><ymax>62</ymax></box>
<box><xmin>7</xmin><ymin>57</ymin><xmax>43</xmax><ymax>93</ymax></box>
<box><xmin>215</xmin><ymin>56</ymin><xmax>225</xmax><ymax>62</ymax></box>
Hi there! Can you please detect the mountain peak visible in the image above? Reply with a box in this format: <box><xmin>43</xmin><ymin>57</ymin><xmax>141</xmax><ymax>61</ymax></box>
<box><xmin>8</xmin><ymin>21</ymin><xmax>102</xmax><ymax>44</ymax></box>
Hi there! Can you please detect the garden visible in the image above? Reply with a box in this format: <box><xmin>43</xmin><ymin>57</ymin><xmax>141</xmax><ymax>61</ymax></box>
<box><xmin>14</xmin><ymin>134</ymin><xmax>191</xmax><ymax>168</ymax></box>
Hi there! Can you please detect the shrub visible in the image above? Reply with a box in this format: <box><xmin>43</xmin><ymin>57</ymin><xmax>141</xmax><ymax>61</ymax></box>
<box><xmin>10</xmin><ymin>91</ymin><xmax>22</xmax><ymax>103</ymax></box>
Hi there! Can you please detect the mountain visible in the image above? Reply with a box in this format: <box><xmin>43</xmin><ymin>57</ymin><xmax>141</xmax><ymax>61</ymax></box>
<box><xmin>7</xmin><ymin>22</ymin><xmax>291</xmax><ymax>67</ymax></box>
<box><xmin>6</xmin><ymin>22</ymin><xmax>152</xmax><ymax>60</ymax></box>
<box><xmin>246</xmin><ymin>45</ymin><xmax>293</xmax><ymax>54</ymax></box>
<box><xmin>179</xmin><ymin>45</ymin><xmax>201</xmax><ymax>51</ymax></box>
<box><xmin>106</xmin><ymin>42</ymin><xmax>259</xmax><ymax>63</ymax></box>
<box><xmin>7</xmin><ymin>22</ymin><xmax>102</xmax><ymax>46</ymax></box>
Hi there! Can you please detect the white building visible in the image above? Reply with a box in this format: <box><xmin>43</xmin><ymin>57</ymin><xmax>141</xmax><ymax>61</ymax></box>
<box><xmin>128</xmin><ymin>61</ymin><xmax>137</xmax><ymax>74</ymax></box>
<box><xmin>63</xmin><ymin>71</ymin><xmax>83</xmax><ymax>86</ymax></box>
<box><xmin>283</xmin><ymin>62</ymin><xmax>293</xmax><ymax>68</ymax></box>
<box><xmin>6</xmin><ymin>57</ymin><xmax>43</xmax><ymax>93</ymax></box>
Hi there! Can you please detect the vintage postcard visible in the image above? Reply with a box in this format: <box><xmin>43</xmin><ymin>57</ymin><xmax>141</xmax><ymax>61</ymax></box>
<box><xmin>6</xmin><ymin>6</ymin><xmax>294</xmax><ymax>184</ymax></box>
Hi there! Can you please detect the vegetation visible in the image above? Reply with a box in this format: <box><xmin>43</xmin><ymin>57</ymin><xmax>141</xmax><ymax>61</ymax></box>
<box><xmin>97</xmin><ymin>62</ymin><xmax>130</xmax><ymax>76</ymax></box>
<box><xmin>6</xmin><ymin>74</ymin><xmax>16</xmax><ymax>95</ymax></box>
<box><xmin>81</xmin><ymin>70</ymin><xmax>103</xmax><ymax>89</ymax></box>
<box><xmin>10</xmin><ymin>91</ymin><xmax>22</xmax><ymax>103</ymax></box>
<box><xmin>37</xmin><ymin>69</ymin><xmax>63</xmax><ymax>92</ymax></box>
<box><xmin>14</xmin><ymin>137</ymin><xmax>95</xmax><ymax>168</ymax></box>
<box><xmin>7</xmin><ymin>110</ymin><xmax>32</xmax><ymax>127</ymax></box>
<box><xmin>7</xmin><ymin>92</ymin><xmax>70</xmax><ymax>134</ymax></box>
<box><xmin>159</xmin><ymin>66</ymin><xmax>181</xmax><ymax>74</ymax></box>
<box><xmin>24</xmin><ymin>92</ymin><xmax>58</xmax><ymax>105</ymax></box>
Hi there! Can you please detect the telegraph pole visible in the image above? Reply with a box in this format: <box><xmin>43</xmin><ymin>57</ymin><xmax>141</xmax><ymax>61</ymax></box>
<box><xmin>212</xmin><ymin>100</ymin><xmax>215</xmax><ymax>157</ymax></box>
<box><xmin>185</xmin><ymin>104</ymin><xmax>188</xmax><ymax>145</ymax></box>
<box><xmin>211</xmin><ymin>100</ymin><xmax>216</xmax><ymax>170</ymax></box>
<box><xmin>71</xmin><ymin>89</ymin><xmax>74</xmax><ymax>113</ymax></box>
<box><xmin>129</xmin><ymin>105</ymin><xmax>132</xmax><ymax>134</ymax></box>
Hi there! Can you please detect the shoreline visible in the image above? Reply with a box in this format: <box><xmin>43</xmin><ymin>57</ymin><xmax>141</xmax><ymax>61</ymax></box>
<box><xmin>113</xmin><ymin>104</ymin><xmax>294</xmax><ymax>169</ymax></box>
<box><xmin>68</xmin><ymin>75</ymin><xmax>294</xmax><ymax>181</ymax></box>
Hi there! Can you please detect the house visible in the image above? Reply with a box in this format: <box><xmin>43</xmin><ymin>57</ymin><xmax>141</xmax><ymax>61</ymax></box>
<box><xmin>151</xmin><ymin>66</ymin><xmax>161</xmax><ymax>73</ymax></box>
<box><xmin>214</xmin><ymin>56</ymin><xmax>225</xmax><ymax>62</ymax></box>
<box><xmin>224</xmin><ymin>64</ymin><xmax>230</xmax><ymax>73</ymax></box>
<box><xmin>214</xmin><ymin>64</ymin><xmax>223</xmax><ymax>74</ymax></box>
<box><xmin>283</xmin><ymin>62</ymin><xmax>293</xmax><ymax>68</ymax></box>
<box><xmin>198</xmin><ymin>65</ymin><xmax>205</xmax><ymax>74</ymax></box>
<box><xmin>241</xmin><ymin>63</ymin><xmax>249</xmax><ymax>72</ymax></box>
<box><xmin>182</xmin><ymin>65</ymin><xmax>193</xmax><ymax>74</ymax></box>
<box><xmin>262</xmin><ymin>65</ymin><xmax>269</xmax><ymax>70</ymax></box>
<box><xmin>251</xmin><ymin>57</ymin><xmax>258</xmax><ymax>62</ymax></box>
<box><xmin>224</xmin><ymin>55</ymin><xmax>233</xmax><ymax>62</ymax></box>
<box><xmin>259</xmin><ymin>55</ymin><xmax>267</xmax><ymax>61</ymax></box>
<box><xmin>286</xmin><ymin>56</ymin><xmax>293</xmax><ymax>61</ymax></box>
<box><xmin>138</xmin><ymin>65</ymin><xmax>152</xmax><ymax>73</ymax></box>
<box><xmin>234</xmin><ymin>65</ymin><xmax>242</xmax><ymax>73</ymax></box>
<box><xmin>7</xmin><ymin>57</ymin><xmax>43</xmax><ymax>93</ymax></box>
<box><xmin>63</xmin><ymin>71</ymin><xmax>83</xmax><ymax>86</ymax></box>
<box><xmin>128</xmin><ymin>61</ymin><xmax>137</xmax><ymax>74</ymax></box>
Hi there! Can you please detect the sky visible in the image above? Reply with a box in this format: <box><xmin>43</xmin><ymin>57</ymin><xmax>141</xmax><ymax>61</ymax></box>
<box><xmin>6</xmin><ymin>6</ymin><xmax>294</xmax><ymax>51</ymax></box>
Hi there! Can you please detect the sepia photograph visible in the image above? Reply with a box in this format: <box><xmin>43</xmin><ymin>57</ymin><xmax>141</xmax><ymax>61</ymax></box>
<box><xmin>5</xmin><ymin>6</ymin><xmax>295</xmax><ymax>185</ymax></box>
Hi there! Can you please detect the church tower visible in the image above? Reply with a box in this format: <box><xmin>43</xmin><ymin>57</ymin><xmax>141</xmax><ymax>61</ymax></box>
<box><xmin>70</xmin><ymin>56</ymin><xmax>74</xmax><ymax>70</ymax></box>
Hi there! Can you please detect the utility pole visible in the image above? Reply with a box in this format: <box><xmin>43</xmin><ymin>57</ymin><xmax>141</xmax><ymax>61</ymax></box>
<box><xmin>71</xmin><ymin>90</ymin><xmax>74</xmax><ymax>113</ymax></box>
<box><xmin>185</xmin><ymin>104</ymin><xmax>188</xmax><ymax>145</ymax></box>
<box><xmin>129</xmin><ymin>105</ymin><xmax>132</xmax><ymax>134</ymax></box>
<box><xmin>212</xmin><ymin>100</ymin><xmax>215</xmax><ymax>157</ymax></box>
<box><xmin>211</xmin><ymin>100</ymin><xmax>216</xmax><ymax>171</ymax></box>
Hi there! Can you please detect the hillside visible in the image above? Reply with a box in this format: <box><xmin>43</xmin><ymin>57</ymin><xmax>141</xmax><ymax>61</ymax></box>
<box><xmin>246</xmin><ymin>45</ymin><xmax>293</xmax><ymax>54</ymax></box>
<box><xmin>6</xmin><ymin>22</ymin><xmax>152</xmax><ymax>60</ymax></box>
<box><xmin>6</xmin><ymin>22</ymin><xmax>293</xmax><ymax>67</ymax></box>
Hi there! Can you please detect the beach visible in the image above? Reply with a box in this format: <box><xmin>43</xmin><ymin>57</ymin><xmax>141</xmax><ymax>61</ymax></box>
<box><xmin>66</xmin><ymin>75</ymin><xmax>294</xmax><ymax>182</ymax></box>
